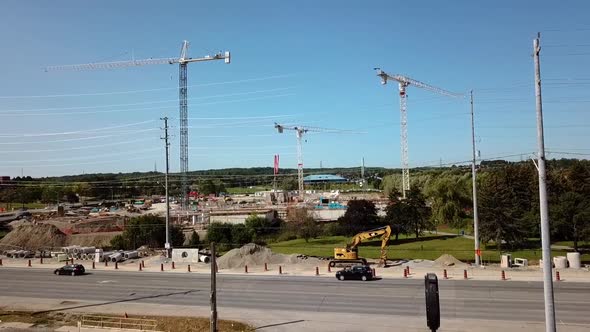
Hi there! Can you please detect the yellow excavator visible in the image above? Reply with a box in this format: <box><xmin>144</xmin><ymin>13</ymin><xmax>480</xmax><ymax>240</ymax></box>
<box><xmin>330</xmin><ymin>225</ymin><xmax>392</xmax><ymax>267</ymax></box>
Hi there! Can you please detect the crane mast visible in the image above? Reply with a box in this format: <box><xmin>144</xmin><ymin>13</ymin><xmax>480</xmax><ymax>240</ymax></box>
<box><xmin>274</xmin><ymin>123</ymin><xmax>358</xmax><ymax>201</ymax></box>
<box><xmin>46</xmin><ymin>40</ymin><xmax>230</xmax><ymax>210</ymax></box>
<box><xmin>295</xmin><ymin>128</ymin><xmax>305</xmax><ymax>198</ymax></box>
<box><xmin>275</xmin><ymin>123</ymin><xmax>308</xmax><ymax>200</ymax></box>
<box><xmin>375</xmin><ymin>68</ymin><xmax>462</xmax><ymax>198</ymax></box>
<box><xmin>399</xmin><ymin>82</ymin><xmax>410</xmax><ymax>195</ymax></box>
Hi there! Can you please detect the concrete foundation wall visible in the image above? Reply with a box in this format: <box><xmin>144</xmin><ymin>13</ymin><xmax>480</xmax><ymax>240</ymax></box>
<box><xmin>209</xmin><ymin>211</ymin><xmax>274</xmax><ymax>224</ymax></box>
<box><xmin>171</xmin><ymin>248</ymin><xmax>200</xmax><ymax>263</ymax></box>
<box><xmin>310</xmin><ymin>209</ymin><xmax>346</xmax><ymax>221</ymax></box>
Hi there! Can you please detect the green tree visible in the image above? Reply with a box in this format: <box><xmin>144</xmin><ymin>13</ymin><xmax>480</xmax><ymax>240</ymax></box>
<box><xmin>553</xmin><ymin>192</ymin><xmax>590</xmax><ymax>251</ymax></box>
<box><xmin>550</xmin><ymin>161</ymin><xmax>590</xmax><ymax>251</ymax></box>
<box><xmin>383</xmin><ymin>189</ymin><xmax>408</xmax><ymax>241</ymax></box>
<box><xmin>286</xmin><ymin>207</ymin><xmax>319</xmax><ymax>242</ymax></box>
<box><xmin>478</xmin><ymin>167</ymin><xmax>530</xmax><ymax>250</ymax></box>
<box><xmin>425</xmin><ymin>175</ymin><xmax>471</xmax><ymax>229</ymax></box>
<box><xmin>109</xmin><ymin>215</ymin><xmax>184</xmax><ymax>250</ymax></box>
<box><xmin>206</xmin><ymin>222</ymin><xmax>232</xmax><ymax>245</ymax></box>
<box><xmin>188</xmin><ymin>231</ymin><xmax>200</xmax><ymax>248</ymax></box>
<box><xmin>198</xmin><ymin>179</ymin><xmax>227</xmax><ymax>196</ymax></box>
<box><xmin>280</xmin><ymin>177</ymin><xmax>298</xmax><ymax>191</ymax></box>
<box><xmin>337</xmin><ymin>199</ymin><xmax>379</xmax><ymax>236</ymax></box>
<box><xmin>41</xmin><ymin>185</ymin><xmax>60</xmax><ymax>203</ymax></box>
<box><xmin>231</xmin><ymin>224</ymin><xmax>254</xmax><ymax>245</ymax></box>
<box><xmin>402</xmin><ymin>188</ymin><xmax>432</xmax><ymax>238</ymax></box>
<box><xmin>298</xmin><ymin>217</ymin><xmax>320</xmax><ymax>242</ymax></box>
<box><xmin>245</xmin><ymin>213</ymin><xmax>283</xmax><ymax>239</ymax></box>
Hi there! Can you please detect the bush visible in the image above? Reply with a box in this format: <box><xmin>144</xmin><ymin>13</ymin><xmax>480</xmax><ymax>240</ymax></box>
<box><xmin>109</xmin><ymin>215</ymin><xmax>184</xmax><ymax>250</ymax></box>
<box><xmin>188</xmin><ymin>231</ymin><xmax>200</xmax><ymax>248</ymax></box>
<box><xmin>231</xmin><ymin>224</ymin><xmax>253</xmax><ymax>246</ymax></box>
<box><xmin>207</xmin><ymin>222</ymin><xmax>232</xmax><ymax>245</ymax></box>
<box><xmin>275</xmin><ymin>231</ymin><xmax>297</xmax><ymax>242</ymax></box>
<box><xmin>110</xmin><ymin>234</ymin><xmax>129</xmax><ymax>250</ymax></box>
<box><xmin>322</xmin><ymin>222</ymin><xmax>344</xmax><ymax>236</ymax></box>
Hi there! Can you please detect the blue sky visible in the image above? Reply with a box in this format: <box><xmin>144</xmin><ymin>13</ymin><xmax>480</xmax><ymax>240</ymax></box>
<box><xmin>0</xmin><ymin>0</ymin><xmax>589</xmax><ymax>177</ymax></box>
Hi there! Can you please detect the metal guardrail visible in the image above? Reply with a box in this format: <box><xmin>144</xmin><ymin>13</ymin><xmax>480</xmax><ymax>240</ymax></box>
<box><xmin>80</xmin><ymin>315</ymin><xmax>160</xmax><ymax>331</ymax></box>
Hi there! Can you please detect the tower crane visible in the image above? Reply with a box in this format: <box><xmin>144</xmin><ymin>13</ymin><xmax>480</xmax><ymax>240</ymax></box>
<box><xmin>375</xmin><ymin>68</ymin><xmax>462</xmax><ymax>198</ymax></box>
<box><xmin>274</xmin><ymin>123</ymin><xmax>356</xmax><ymax>201</ymax></box>
<box><xmin>46</xmin><ymin>40</ymin><xmax>231</xmax><ymax>210</ymax></box>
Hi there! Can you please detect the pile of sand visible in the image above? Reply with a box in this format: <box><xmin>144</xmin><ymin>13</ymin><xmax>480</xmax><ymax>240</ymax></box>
<box><xmin>67</xmin><ymin>231</ymin><xmax>121</xmax><ymax>247</ymax></box>
<box><xmin>217</xmin><ymin>243</ymin><xmax>317</xmax><ymax>269</ymax></box>
<box><xmin>0</xmin><ymin>224</ymin><xmax>67</xmax><ymax>250</ymax></box>
<box><xmin>434</xmin><ymin>254</ymin><xmax>466</xmax><ymax>267</ymax></box>
<box><xmin>402</xmin><ymin>259</ymin><xmax>435</xmax><ymax>268</ymax></box>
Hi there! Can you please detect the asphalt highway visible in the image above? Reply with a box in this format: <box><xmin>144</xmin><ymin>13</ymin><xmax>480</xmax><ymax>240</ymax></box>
<box><xmin>0</xmin><ymin>268</ymin><xmax>589</xmax><ymax>325</ymax></box>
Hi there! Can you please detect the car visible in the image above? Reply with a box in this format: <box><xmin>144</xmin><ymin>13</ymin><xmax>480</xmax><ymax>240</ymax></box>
<box><xmin>54</xmin><ymin>264</ymin><xmax>85</xmax><ymax>276</ymax></box>
<box><xmin>335</xmin><ymin>265</ymin><xmax>373</xmax><ymax>281</ymax></box>
<box><xmin>15</xmin><ymin>211</ymin><xmax>32</xmax><ymax>219</ymax></box>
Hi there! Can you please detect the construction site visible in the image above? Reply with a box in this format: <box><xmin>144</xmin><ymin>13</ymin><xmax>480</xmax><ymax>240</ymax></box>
<box><xmin>2</xmin><ymin>2</ymin><xmax>590</xmax><ymax>331</ymax></box>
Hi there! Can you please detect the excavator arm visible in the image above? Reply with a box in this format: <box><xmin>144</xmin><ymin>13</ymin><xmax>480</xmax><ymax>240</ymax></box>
<box><xmin>347</xmin><ymin>225</ymin><xmax>392</xmax><ymax>249</ymax></box>
<box><xmin>346</xmin><ymin>225</ymin><xmax>392</xmax><ymax>266</ymax></box>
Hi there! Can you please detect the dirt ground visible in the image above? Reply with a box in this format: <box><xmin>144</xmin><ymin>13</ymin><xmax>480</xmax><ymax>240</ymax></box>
<box><xmin>0</xmin><ymin>310</ymin><xmax>253</xmax><ymax>332</ymax></box>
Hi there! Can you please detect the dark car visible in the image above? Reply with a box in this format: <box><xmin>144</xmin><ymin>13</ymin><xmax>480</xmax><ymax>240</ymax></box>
<box><xmin>15</xmin><ymin>211</ymin><xmax>32</xmax><ymax>219</ymax></box>
<box><xmin>335</xmin><ymin>265</ymin><xmax>373</xmax><ymax>281</ymax></box>
<box><xmin>54</xmin><ymin>264</ymin><xmax>85</xmax><ymax>276</ymax></box>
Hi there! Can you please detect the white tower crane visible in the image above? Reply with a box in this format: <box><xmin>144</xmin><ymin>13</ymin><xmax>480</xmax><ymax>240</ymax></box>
<box><xmin>375</xmin><ymin>68</ymin><xmax>462</xmax><ymax>198</ymax></box>
<box><xmin>274</xmin><ymin>123</ymin><xmax>357</xmax><ymax>201</ymax></box>
<box><xmin>46</xmin><ymin>40</ymin><xmax>231</xmax><ymax>210</ymax></box>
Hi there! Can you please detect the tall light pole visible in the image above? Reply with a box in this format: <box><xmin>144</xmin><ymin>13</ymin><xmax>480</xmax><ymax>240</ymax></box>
<box><xmin>470</xmin><ymin>91</ymin><xmax>481</xmax><ymax>266</ymax></box>
<box><xmin>161</xmin><ymin>117</ymin><xmax>171</xmax><ymax>258</ymax></box>
<box><xmin>533</xmin><ymin>32</ymin><xmax>556</xmax><ymax>332</ymax></box>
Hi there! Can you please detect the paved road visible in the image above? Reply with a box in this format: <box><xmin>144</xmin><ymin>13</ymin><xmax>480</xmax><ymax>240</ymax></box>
<box><xmin>1</xmin><ymin>267</ymin><xmax>589</xmax><ymax>326</ymax></box>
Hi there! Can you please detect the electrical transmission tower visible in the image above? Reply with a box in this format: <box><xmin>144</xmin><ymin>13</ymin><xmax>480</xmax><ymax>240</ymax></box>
<box><xmin>274</xmin><ymin>123</ymin><xmax>357</xmax><ymax>201</ymax></box>
<box><xmin>46</xmin><ymin>40</ymin><xmax>231</xmax><ymax>210</ymax></box>
<box><xmin>375</xmin><ymin>68</ymin><xmax>462</xmax><ymax>198</ymax></box>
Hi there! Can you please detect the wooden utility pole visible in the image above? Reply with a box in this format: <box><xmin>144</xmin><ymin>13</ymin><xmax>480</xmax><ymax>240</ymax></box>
<box><xmin>210</xmin><ymin>242</ymin><xmax>218</xmax><ymax>332</ymax></box>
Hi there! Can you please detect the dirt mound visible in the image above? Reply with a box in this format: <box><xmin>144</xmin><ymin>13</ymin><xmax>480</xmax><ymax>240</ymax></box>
<box><xmin>217</xmin><ymin>243</ymin><xmax>315</xmax><ymax>269</ymax></box>
<box><xmin>0</xmin><ymin>224</ymin><xmax>67</xmax><ymax>250</ymax></box>
<box><xmin>67</xmin><ymin>231</ymin><xmax>121</xmax><ymax>247</ymax></box>
<box><xmin>434</xmin><ymin>254</ymin><xmax>466</xmax><ymax>267</ymax></box>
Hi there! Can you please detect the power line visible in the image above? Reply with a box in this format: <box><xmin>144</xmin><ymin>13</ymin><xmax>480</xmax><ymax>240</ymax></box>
<box><xmin>0</xmin><ymin>130</ymin><xmax>155</xmax><ymax>145</ymax></box>
<box><xmin>0</xmin><ymin>74</ymin><xmax>296</xmax><ymax>99</ymax></box>
<box><xmin>0</xmin><ymin>120</ymin><xmax>156</xmax><ymax>138</ymax></box>
<box><xmin>0</xmin><ymin>87</ymin><xmax>293</xmax><ymax>113</ymax></box>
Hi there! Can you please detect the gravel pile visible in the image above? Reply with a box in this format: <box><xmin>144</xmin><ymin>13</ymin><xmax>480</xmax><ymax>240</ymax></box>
<box><xmin>217</xmin><ymin>243</ymin><xmax>318</xmax><ymax>269</ymax></box>
<box><xmin>402</xmin><ymin>259</ymin><xmax>435</xmax><ymax>268</ymax></box>
<box><xmin>0</xmin><ymin>224</ymin><xmax>67</xmax><ymax>250</ymax></box>
<box><xmin>434</xmin><ymin>254</ymin><xmax>467</xmax><ymax>267</ymax></box>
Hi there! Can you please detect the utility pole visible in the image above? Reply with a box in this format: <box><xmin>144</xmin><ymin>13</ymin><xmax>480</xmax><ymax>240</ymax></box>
<box><xmin>470</xmin><ymin>91</ymin><xmax>481</xmax><ymax>266</ymax></box>
<box><xmin>361</xmin><ymin>157</ymin><xmax>365</xmax><ymax>187</ymax></box>
<box><xmin>533</xmin><ymin>33</ymin><xmax>556</xmax><ymax>332</ymax></box>
<box><xmin>210</xmin><ymin>242</ymin><xmax>218</xmax><ymax>332</ymax></box>
<box><xmin>273</xmin><ymin>154</ymin><xmax>279</xmax><ymax>192</ymax></box>
<box><xmin>161</xmin><ymin>117</ymin><xmax>171</xmax><ymax>259</ymax></box>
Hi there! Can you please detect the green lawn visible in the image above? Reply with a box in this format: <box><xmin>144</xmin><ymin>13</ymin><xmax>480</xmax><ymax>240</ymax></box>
<box><xmin>269</xmin><ymin>235</ymin><xmax>590</xmax><ymax>264</ymax></box>
<box><xmin>553</xmin><ymin>241</ymin><xmax>590</xmax><ymax>249</ymax></box>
